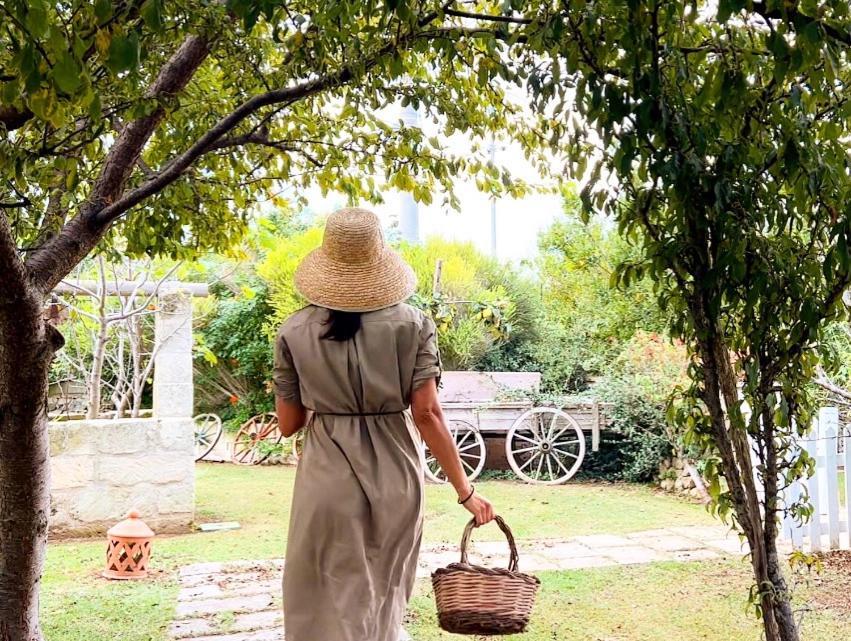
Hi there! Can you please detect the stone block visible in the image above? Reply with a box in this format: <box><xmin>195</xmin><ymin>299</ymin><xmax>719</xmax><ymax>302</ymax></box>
<box><xmin>159</xmin><ymin>418</ymin><xmax>194</xmax><ymax>449</ymax></box>
<box><xmin>51</xmin><ymin>456</ymin><xmax>93</xmax><ymax>489</ymax></box>
<box><xmin>98</xmin><ymin>453</ymin><xmax>191</xmax><ymax>486</ymax></box>
<box><xmin>153</xmin><ymin>358</ymin><xmax>194</xmax><ymax>386</ymax></box>
<box><xmin>157</xmin><ymin>481</ymin><xmax>195</xmax><ymax>514</ymax></box>
<box><xmin>153</xmin><ymin>383</ymin><xmax>194</xmax><ymax>418</ymax></box>
<box><xmin>49</xmin><ymin>422</ymin><xmax>96</xmax><ymax>455</ymax></box>
<box><xmin>96</xmin><ymin>420</ymin><xmax>156</xmax><ymax>454</ymax></box>
<box><xmin>71</xmin><ymin>485</ymin><xmax>134</xmax><ymax>523</ymax></box>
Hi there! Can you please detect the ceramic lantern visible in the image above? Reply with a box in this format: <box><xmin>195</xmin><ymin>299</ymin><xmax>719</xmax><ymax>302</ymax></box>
<box><xmin>103</xmin><ymin>509</ymin><xmax>155</xmax><ymax>580</ymax></box>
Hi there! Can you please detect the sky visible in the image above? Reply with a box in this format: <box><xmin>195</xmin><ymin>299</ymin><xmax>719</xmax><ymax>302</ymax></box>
<box><xmin>289</xmin><ymin>104</ymin><xmax>566</xmax><ymax>265</ymax></box>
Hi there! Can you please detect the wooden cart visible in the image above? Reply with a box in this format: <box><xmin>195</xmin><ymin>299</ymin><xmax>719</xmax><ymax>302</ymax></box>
<box><xmin>424</xmin><ymin>371</ymin><xmax>606</xmax><ymax>485</ymax></box>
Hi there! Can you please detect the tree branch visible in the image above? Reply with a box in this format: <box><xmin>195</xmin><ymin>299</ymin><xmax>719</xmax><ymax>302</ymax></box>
<box><xmin>444</xmin><ymin>8</ymin><xmax>533</xmax><ymax>25</ymax></box>
<box><xmin>751</xmin><ymin>2</ymin><xmax>851</xmax><ymax>47</ymax></box>
<box><xmin>25</xmin><ymin>33</ymin><xmax>213</xmax><ymax>294</ymax></box>
<box><xmin>24</xmin><ymin>20</ymin><xmax>507</xmax><ymax>295</ymax></box>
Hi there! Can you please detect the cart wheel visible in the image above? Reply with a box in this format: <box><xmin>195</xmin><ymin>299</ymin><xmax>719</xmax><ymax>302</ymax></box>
<box><xmin>193</xmin><ymin>413</ymin><xmax>223</xmax><ymax>461</ymax></box>
<box><xmin>506</xmin><ymin>407</ymin><xmax>586</xmax><ymax>485</ymax></box>
<box><xmin>423</xmin><ymin>419</ymin><xmax>486</xmax><ymax>484</ymax></box>
<box><xmin>290</xmin><ymin>428</ymin><xmax>308</xmax><ymax>462</ymax></box>
<box><xmin>231</xmin><ymin>413</ymin><xmax>282</xmax><ymax>465</ymax></box>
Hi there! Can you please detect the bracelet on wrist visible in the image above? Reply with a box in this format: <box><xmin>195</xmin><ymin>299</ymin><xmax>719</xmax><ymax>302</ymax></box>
<box><xmin>458</xmin><ymin>484</ymin><xmax>475</xmax><ymax>505</ymax></box>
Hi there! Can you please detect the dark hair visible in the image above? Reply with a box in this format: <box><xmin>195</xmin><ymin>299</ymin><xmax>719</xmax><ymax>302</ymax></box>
<box><xmin>321</xmin><ymin>309</ymin><xmax>362</xmax><ymax>341</ymax></box>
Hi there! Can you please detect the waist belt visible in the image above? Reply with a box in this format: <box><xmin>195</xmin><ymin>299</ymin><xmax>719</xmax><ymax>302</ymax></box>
<box><xmin>307</xmin><ymin>408</ymin><xmax>406</xmax><ymax>417</ymax></box>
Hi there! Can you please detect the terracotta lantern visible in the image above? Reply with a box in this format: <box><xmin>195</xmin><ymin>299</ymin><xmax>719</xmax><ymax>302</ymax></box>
<box><xmin>103</xmin><ymin>509</ymin><xmax>155</xmax><ymax>580</ymax></box>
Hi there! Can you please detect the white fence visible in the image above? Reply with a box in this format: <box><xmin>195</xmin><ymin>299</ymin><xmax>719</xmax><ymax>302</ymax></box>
<box><xmin>781</xmin><ymin>407</ymin><xmax>851</xmax><ymax>551</ymax></box>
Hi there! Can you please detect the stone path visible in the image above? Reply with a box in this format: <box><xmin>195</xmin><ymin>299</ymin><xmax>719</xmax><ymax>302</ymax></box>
<box><xmin>169</xmin><ymin>524</ymin><xmax>769</xmax><ymax>641</ymax></box>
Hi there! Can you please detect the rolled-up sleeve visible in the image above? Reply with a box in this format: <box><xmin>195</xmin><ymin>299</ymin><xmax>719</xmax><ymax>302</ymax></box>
<box><xmin>412</xmin><ymin>315</ymin><xmax>442</xmax><ymax>391</ymax></box>
<box><xmin>272</xmin><ymin>328</ymin><xmax>301</xmax><ymax>402</ymax></box>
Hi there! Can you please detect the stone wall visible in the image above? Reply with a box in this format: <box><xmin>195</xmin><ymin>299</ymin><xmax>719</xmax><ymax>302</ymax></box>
<box><xmin>49</xmin><ymin>417</ymin><xmax>195</xmax><ymax>536</ymax></box>
<box><xmin>658</xmin><ymin>456</ymin><xmax>707</xmax><ymax>501</ymax></box>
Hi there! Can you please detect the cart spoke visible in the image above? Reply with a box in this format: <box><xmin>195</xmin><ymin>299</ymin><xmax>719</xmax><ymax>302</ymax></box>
<box><xmin>519</xmin><ymin>451</ymin><xmax>541</xmax><ymax>472</ymax></box>
<box><xmin>455</xmin><ymin>430</ymin><xmax>474</xmax><ymax>448</ymax></box>
<box><xmin>534</xmin><ymin>452</ymin><xmax>545</xmax><ymax>479</ymax></box>
<box><xmin>545</xmin><ymin>454</ymin><xmax>554</xmax><ymax>481</ymax></box>
<box><xmin>546</xmin><ymin>413</ymin><xmax>559</xmax><ymax>440</ymax></box>
<box><xmin>552</xmin><ymin>447</ymin><xmax>579</xmax><ymax>459</ymax></box>
<box><xmin>552</xmin><ymin>453</ymin><xmax>572</xmax><ymax>476</ymax></box>
<box><xmin>513</xmin><ymin>432</ymin><xmax>540</xmax><ymax>446</ymax></box>
<box><xmin>552</xmin><ymin>438</ymin><xmax>581</xmax><ymax>450</ymax></box>
<box><xmin>511</xmin><ymin>444</ymin><xmax>540</xmax><ymax>454</ymax></box>
<box><xmin>457</xmin><ymin>441</ymin><xmax>481</xmax><ymax>453</ymax></box>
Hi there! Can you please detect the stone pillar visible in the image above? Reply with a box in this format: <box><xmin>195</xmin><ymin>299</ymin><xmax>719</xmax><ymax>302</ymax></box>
<box><xmin>153</xmin><ymin>285</ymin><xmax>194</xmax><ymax>418</ymax></box>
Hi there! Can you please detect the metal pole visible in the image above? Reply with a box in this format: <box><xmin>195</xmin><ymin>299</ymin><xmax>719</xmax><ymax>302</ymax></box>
<box><xmin>489</xmin><ymin>138</ymin><xmax>497</xmax><ymax>256</ymax></box>
<box><xmin>399</xmin><ymin>104</ymin><xmax>420</xmax><ymax>243</ymax></box>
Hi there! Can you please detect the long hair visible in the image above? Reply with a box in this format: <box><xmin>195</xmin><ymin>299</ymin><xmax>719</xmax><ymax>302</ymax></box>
<box><xmin>321</xmin><ymin>309</ymin><xmax>362</xmax><ymax>341</ymax></box>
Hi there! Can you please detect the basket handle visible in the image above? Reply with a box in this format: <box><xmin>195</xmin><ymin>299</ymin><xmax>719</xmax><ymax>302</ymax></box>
<box><xmin>459</xmin><ymin>515</ymin><xmax>519</xmax><ymax>573</ymax></box>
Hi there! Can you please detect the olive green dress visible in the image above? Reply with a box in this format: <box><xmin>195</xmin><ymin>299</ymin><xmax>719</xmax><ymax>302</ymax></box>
<box><xmin>273</xmin><ymin>303</ymin><xmax>441</xmax><ymax>641</ymax></box>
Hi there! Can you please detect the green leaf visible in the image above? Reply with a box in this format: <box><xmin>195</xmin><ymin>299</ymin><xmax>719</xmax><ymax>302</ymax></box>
<box><xmin>107</xmin><ymin>32</ymin><xmax>140</xmax><ymax>74</ymax></box>
<box><xmin>53</xmin><ymin>52</ymin><xmax>82</xmax><ymax>94</ymax></box>
<box><xmin>94</xmin><ymin>0</ymin><xmax>113</xmax><ymax>22</ymax></box>
<box><xmin>141</xmin><ymin>0</ymin><xmax>164</xmax><ymax>31</ymax></box>
<box><xmin>25</xmin><ymin>0</ymin><xmax>49</xmax><ymax>37</ymax></box>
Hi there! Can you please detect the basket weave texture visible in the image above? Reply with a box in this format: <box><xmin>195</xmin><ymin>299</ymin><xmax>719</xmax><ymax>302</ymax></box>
<box><xmin>431</xmin><ymin>516</ymin><xmax>540</xmax><ymax>635</ymax></box>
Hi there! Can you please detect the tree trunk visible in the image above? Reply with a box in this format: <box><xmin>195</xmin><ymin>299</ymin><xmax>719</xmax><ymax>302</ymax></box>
<box><xmin>0</xmin><ymin>289</ymin><xmax>60</xmax><ymax>641</ymax></box>
<box><xmin>696</xmin><ymin>327</ymin><xmax>800</xmax><ymax>641</ymax></box>
<box><xmin>86</xmin><ymin>323</ymin><xmax>108</xmax><ymax>419</ymax></box>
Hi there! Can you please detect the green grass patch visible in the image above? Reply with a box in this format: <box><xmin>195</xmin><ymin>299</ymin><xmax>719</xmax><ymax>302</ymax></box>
<box><xmin>407</xmin><ymin>560</ymin><xmax>851</xmax><ymax>640</ymax></box>
<box><xmin>40</xmin><ymin>463</ymin><xmax>806</xmax><ymax>641</ymax></box>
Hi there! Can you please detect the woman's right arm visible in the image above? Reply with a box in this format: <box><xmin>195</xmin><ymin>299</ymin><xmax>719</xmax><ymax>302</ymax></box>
<box><xmin>411</xmin><ymin>378</ymin><xmax>495</xmax><ymax>526</ymax></box>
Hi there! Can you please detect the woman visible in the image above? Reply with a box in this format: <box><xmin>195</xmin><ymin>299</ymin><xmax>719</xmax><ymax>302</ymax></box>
<box><xmin>273</xmin><ymin>207</ymin><xmax>495</xmax><ymax>641</ymax></box>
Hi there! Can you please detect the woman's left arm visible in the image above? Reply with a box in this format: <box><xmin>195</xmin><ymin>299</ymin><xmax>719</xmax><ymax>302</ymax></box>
<box><xmin>276</xmin><ymin>396</ymin><xmax>307</xmax><ymax>438</ymax></box>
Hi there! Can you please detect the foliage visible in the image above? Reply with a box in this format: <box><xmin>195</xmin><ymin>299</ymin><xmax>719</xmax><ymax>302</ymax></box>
<box><xmin>582</xmin><ymin>332</ymin><xmax>688</xmax><ymax>482</ymax></box>
<box><xmin>195</xmin><ymin>280</ymin><xmax>275</xmax><ymax>420</ymax></box>
<box><xmin>401</xmin><ymin>238</ymin><xmax>541</xmax><ymax>370</ymax></box>
<box><xmin>518</xmin><ymin>1</ymin><xmax>851</xmax><ymax>637</ymax></box>
<box><xmin>2</xmin><ymin>0</ymin><xmax>535</xmax><ymax>270</ymax></box>
<box><xmin>256</xmin><ymin>225</ymin><xmax>323</xmax><ymax>332</ymax></box>
<box><xmin>537</xmin><ymin>192</ymin><xmax>669</xmax><ymax>391</ymax></box>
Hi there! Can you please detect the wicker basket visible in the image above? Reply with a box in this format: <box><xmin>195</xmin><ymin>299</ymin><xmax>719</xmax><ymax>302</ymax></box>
<box><xmin>431</xmin><ymin>515</ymin><xmax>540</xmax><ymax>635</ymax></box>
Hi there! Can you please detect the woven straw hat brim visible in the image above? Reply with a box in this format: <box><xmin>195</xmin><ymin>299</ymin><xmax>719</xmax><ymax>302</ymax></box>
<box><xmin>294</xmin><ymin>246</ymin><xmax>417</xmax><ymax>312</ymax></box>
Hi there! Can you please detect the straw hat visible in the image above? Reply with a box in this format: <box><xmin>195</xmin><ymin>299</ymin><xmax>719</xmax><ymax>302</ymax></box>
<box><xmin>294</xmin><ymin>207</ymin><xmax>417</xmax><ymax>312</ymax></box>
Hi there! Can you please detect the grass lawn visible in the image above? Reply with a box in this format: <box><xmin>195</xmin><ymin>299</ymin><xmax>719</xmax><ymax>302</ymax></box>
<box><xmin>40</xmin><ymin>463</ymin><xmax>850</xmax><ymax>640</ymax></box>
<box><xmin>407</xmin><ymin>560</ymin><xmax>851</xmax><ymax>640</ymax></box>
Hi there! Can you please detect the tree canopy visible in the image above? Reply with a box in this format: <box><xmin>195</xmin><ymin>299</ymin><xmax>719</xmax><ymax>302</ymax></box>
<box><xmin>1</xmin><ymin>0</ymin><xmax>537</xmax><ymax>288</ymax></box>
<box><xmin>512</xmin><ymin>2</ymin><xmax>851</xmax><ymax>639</ymax></box>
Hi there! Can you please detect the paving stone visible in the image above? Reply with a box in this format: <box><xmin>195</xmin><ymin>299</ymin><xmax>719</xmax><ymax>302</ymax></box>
<box><xmin>667</xmin><ymin>525</ymin><xmax>731</xmax><ymax>540</ymax></box>
<box><xmin>178</xmin><ymin>579</ymin><xmax>281</xmax><ymax>602</ymax></box>
<box><xmin>672</xmin><ymin>548</ymin><xmax>720</xmax><ymax>562</ymax></box>
<box><xmin>554</xmin><ymin>555</ymin><xmax>613</xmax><ymax>570</ymax></box>
<box><xmin>572</xmin><ymin>534</ymin><xmax>635</xmax><ymax>548</ymax></box>
<box><xmin>180</xmin><ymin>561</ymin><xmax>227</xmax><ymax>577</ymax></box>
<box><xmin>595</xmin><ymin>545</ymin><xmax>671</xmax><ymax>565</ymax></box>
<box><xmin>181</xmin><ymin>570</ymin><xmax>281</xmax><ymax>589</ymax></box>
<box><xmin>171</xmin><ymin>610</ymin><xmax>282</xmax><ymax>639</ymax></box>
<box><xmin>538</xmin><ymin>541</ymin><xmax>601</xmax><ymax>559</ymax></box>
<box><xmin>703</xmin><ymin>537</ymin><xmax>749</xmax><ymax>555</ymax></box>
<box><xmin>626</xmin><ymin>533</ymin><xmax>707</xmax><ymax>552</ymax></box>
<box><xmin>175</xmin><ymin>593</ymin><xmax>278</xmax><ymax>618</ymax></box>
<box><xmin>186</xmin><ymin>628</ymin><xmax>283</xmax><ymax>641</ymax></box>
<box><xmin>514</xmin><ymin>553</ymin><xmax>558</xmax><ymax>572</ymax></box>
